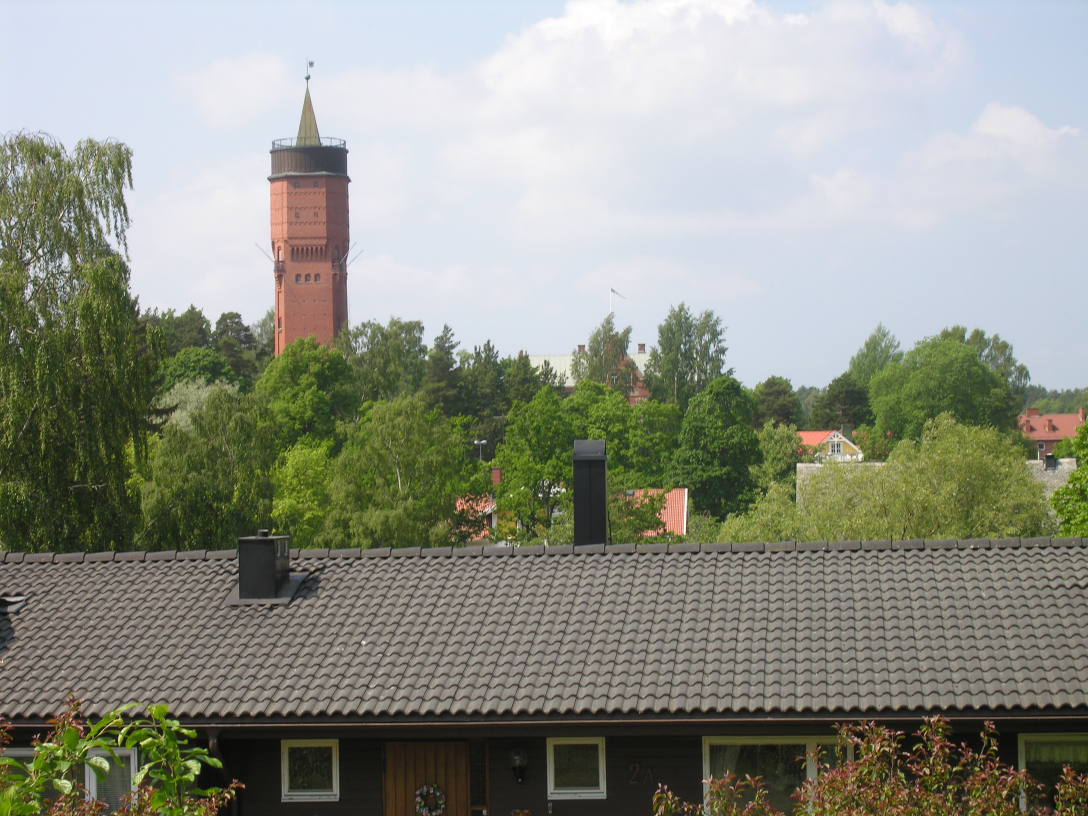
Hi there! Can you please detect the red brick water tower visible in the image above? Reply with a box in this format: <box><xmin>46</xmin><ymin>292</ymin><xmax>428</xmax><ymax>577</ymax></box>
<box><xmin>270</xmin><ymin>83</ymin><xmax>349</xmax><ymax>356</ymax></box>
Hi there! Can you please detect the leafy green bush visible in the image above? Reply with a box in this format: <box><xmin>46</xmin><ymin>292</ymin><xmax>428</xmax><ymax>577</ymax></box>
<box><xmin>652</xmin><ymin>718</ymin><xmax>1088</xmax><ymax>816</ymax></box>
<box><xmin>0</xmin><ymin>697</ymin><xmax>238</xmax><ymax>816</ymax></box>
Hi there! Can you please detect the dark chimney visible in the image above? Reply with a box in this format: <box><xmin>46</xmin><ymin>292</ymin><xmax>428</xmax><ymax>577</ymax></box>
<box><xmin>1080</xmin><ymin>407</ymin><xmax>1086</xmax><ymax>423</ymax></box>
<box><xmin>637</xmin><ymin>343</ymin><xmax>646</xmax><ymax>353</ymax></box>
<box><xmin>841</xmin><ymin>424</ymin><xmax>853</xmax><ymax>440</ymax></box>
<box><xmin>572</xmin><ymin>440</ymin><xmax>608</xmax><ymax>546</ymax></box>
<box><xmin>491</xmin><ymin>467</ymin><xmax>502</xmax><ymax>486</ymax></box>
<box><xmin>577</xmin><ymin>344</ymin><xmax>586</xmax><ymax>354</ymax></box>
<box><xmin>237</xmin><ymin>529</ymin><xmax>291</xmax><ymax>599</ymax></box>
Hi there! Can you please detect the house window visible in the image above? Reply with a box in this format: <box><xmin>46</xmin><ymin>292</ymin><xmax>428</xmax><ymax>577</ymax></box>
<box><xmin>86</xmin><ymin>748</ymin><xmax>139</xmax><ymax>811</ymax></box>
<box><xmin>829</xmin><ymin>439</ymin><xmax>843</xmax><ymax>455</ymax></box>
<box><xmin>547</xmin><ymin>737</ymin><xmax>606</xmax><ymax>800</ymax></box>
<box><xmin>294</xmin><ymin>212</ymin><xmax>300</xmax><ymax>218</ymax></box>
<box><xmin>1020</xmin><ymin>734</ymin><xmax>1088</xmax><ymax>808</ymax></box>
<box><xmin>314</xmin><ymin>273</ymin><xmax>321</xmax><ymax>283</ymax></box>
<box><xmin>281</xmin><ymin>739</ymin><xmax>339</xmax><ymax>802</ymax></box>
<box><xmin>704</xmin><ymin>737</ymin><xmax>837</xmax><ymax>813</ymax></box>
<box><xmin>295</xmin><ymin>274</ymin><xmax>301</xmax><ymax>284</ymax></box>
<box><xmin>1038</xmin><ymin>442</ymin><xmax>1046</xmax><ymax>450</ymax></box>
<box><xmin>305</xmin><ymin>274</ymin><xmax>311</xmax><ymax>283</ymax></box>
<box><xmin>314</xmin><ymin>212</ymin><xmax>319</xmax><ymax>217</ymax></box>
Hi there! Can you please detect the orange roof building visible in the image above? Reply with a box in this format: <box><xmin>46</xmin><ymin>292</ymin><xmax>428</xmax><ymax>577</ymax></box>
<box><xmin>631</xmin><ymin>487</ymin><xmax>689</xmax><ymax>537</ymax></box>
<box><xmin>1019</xmin><ymin>407</ymin><xmax>1086</xmax><ymax>458</ymax></box>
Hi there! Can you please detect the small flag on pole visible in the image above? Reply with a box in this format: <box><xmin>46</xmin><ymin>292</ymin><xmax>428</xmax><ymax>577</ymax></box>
<box><xmin>609</xmin><ymin>287</ymin><xmax>626</xmax><ymax>314</ymax></box>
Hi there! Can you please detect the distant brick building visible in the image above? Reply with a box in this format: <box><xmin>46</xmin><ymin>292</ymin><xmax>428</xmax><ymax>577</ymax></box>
<box><xmin>270</xmin><ymin>84</ymin><xmax>350</xmax><ymax>356</ymax></box>
<box><xmin>1019</xmin><ymin>407</ymin><xmax>1086</xmax><ymax>458</ymax></box>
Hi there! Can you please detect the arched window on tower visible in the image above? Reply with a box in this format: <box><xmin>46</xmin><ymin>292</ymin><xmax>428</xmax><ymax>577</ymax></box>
<box><xmin>334</xmin><ymin>247</ymin><xmax>340</xmax><ymax>261</ymax></box>
<box><xmin>295</xmin><ymin>274</ymin><xmax>301</xmax><ymax>284</ymax></box>
<box><xmin>314</xmin><ymin>274</ymin><xmax>321</xmax><ymax>284</ymax></box>
<box><xmin>277</xmin><ymin>247</ymin><xmax>283</xmax><ymax>261</ymax></box>
<box><xmin>305</xmin><ymin>274</ymin><xmax>311</xmax><ymax>283</ymax></box>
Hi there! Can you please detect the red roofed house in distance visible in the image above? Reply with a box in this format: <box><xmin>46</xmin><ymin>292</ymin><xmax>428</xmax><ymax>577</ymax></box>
<box><xmin>1019</xmin><ymin>407</ymin><xmax>1086</xmax><ymax>458</ymax></box>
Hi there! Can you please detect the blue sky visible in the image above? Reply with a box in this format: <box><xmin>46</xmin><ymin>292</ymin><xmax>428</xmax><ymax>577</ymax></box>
<box><xmin>2</xmin><ymin>0</ymin><xmax>1085</xmax><ymax>390</ymax></box>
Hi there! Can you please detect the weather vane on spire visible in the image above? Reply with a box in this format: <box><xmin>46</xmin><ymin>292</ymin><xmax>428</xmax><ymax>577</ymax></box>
<box><xmin>305</xmin><ymin>60</ymin><xmax>314</xmax><ymax>86</ymax></box>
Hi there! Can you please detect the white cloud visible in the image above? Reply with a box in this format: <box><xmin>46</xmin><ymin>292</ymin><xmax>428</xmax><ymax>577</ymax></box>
<box><xmin>176</xmin><ymin>53</ymin><xmax>294</xmax><ymax>129</ymax></box>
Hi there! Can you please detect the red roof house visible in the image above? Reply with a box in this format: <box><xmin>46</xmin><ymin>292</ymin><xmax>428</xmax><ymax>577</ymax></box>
<box><xmin>631</xmin><ymin>487</ymin><xmax>689</xmax><ymax>536</ymax></box>
<box><xmin>1019</xmin><ymin>408</ymin><xmax>1085</xmax><ymax>458</ymax></box>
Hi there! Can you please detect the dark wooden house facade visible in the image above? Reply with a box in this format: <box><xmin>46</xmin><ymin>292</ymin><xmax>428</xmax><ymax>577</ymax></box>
<box><xmin>3</xmin><ymin>536</ymin><xmax>1088</xmax><ymax>815</ymax></box>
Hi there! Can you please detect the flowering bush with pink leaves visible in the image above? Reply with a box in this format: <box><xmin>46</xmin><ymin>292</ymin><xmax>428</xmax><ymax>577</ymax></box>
<box><xmin>653</xmin><ymin>718</ymin><xmax>1088</xmax><ymax>816</ymax></box>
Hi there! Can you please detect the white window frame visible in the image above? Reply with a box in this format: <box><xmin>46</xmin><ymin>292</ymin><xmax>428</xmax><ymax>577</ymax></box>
<box><xmin>85</xmin><ymin>747</ymin><xmax>139</xmax><ymax>805</ymax></box>
<box><xmin>1018</xmin><ymin>733</ymin><xmax>1088</xmax><ymax>808</ymax></box>
<box><xmin>829</xmin><ymin>439</ymin><xmax>843</xmax><ymax>455</ymax></box>
<box><xmin>547</xmin><ymin>737</ymin><xmax>607</xmax><ymax>800</ymax></box>
<box><xmin>702</xmin><ymin>736</ymin><xmax>840</xmax><ymax>797</ymax></box>
<box><xmin>281</xmin><ymin>739</ymin><xmax>340</xmax><ymax>802</ymax></box>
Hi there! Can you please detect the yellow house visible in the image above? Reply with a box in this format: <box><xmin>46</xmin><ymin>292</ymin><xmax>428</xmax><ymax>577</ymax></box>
<box><xmin>798</xmin><ymin>429</ymin><xmax>864</xmax><ymax>462</ymax></box>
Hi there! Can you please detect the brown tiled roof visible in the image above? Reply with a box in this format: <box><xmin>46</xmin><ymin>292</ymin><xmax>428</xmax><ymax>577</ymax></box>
<box><xmin>1</xmin><ymin>539</ymin><xmax>1087</xmax><ymax>723</ymax></box>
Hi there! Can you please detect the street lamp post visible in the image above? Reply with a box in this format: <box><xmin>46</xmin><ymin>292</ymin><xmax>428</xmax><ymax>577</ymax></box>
<box><xmin>473</xmin><ymin>439</ymin><xmax>488</xmax><ymax>461</ymax></box>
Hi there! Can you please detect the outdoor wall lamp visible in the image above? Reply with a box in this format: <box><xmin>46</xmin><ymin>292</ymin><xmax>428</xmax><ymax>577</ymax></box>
<box><xmin>509</xmin><ymin>748</ymin><xmax>529</xmax><ymax>783</ymax></box>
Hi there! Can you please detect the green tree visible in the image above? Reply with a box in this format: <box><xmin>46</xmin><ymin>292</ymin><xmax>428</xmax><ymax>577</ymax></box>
<box><xmin>668</xmin><ymin>375</ymin><xmax>761</xmax><ymax>518</ymax></box>
<box><xmin>155</xmin><ymin>379</ymin><xmax>238</xmax><ymax>432</ymax></box>
<box><xmin>271</xmin><ymin>441</ymin><xmax>332</xmax><ymax>548</ymax></box>
<box><xmin>494</xmin><ymin>387</ymin><xmax>578</xmax><ymax>541</ymax></box>
<box><xmin>256</xmin><ymin>336</ymin><xmax>358</xmax><ymax>449</ymax></box>
<box><xmin>848</xmin><ymin>323</ymin><xmax>903</xmax><ymax>386</ymax></box>
<box><xmin>570</xmin><ymin>313</ymin><xmax>636</xmax><ymax>396</ymax></box>
<box><xmin>940</xmin><ymin>325</ymin><xmax>1031</xmax><ymax>402</ymax></box>
<box><xmin>460</xmin><ymin>340</ymin><xmax>507</xmax><ymax>460</ymax></box>
<box><xmin>250</xmin><ymin>307</ymin><xmax>275</xmax><ymax>363</ymax></box>
<box><xmin>419</xmin><ymin>324</ymin><xmax>462</xmax><ymax>415</ymax></box>
<box><xmin>721</xmin><ymin>415</ymin><xmax>1053</xmax><ymax>543</ymax></box>
<box><xmin>643</xmin><ymin>303</ymin><xmax>728</xmax><ymax>410</ymax></box>
<box><xmin>503</xmin><ymin>352</ymin><xmax>543</xmax><ymax>407</ymax></box>
<box><xmin>336</xmin><ymin>316</ymin><xmax>427</xmax><ymax>402</ymax></box>
<box><xmin>142</xmin><ymin>305</ymin><xmax>212</xmax><ymax>358</ymax></box>
<box><xmin>750</xmin><ymin>421</ymin><xmax>810</xmax><ymax>493</ymax></box>
<box><xmin>159</xmin><ymin>346</ymin><xmax>235</xmax><ymax>393</ymax></box>
<box><xmin>212</xmin><ymin>311</ymin><xmax>258</xmax><ymax>387</ymax></box>
<box><xmin>0</xmin><ymin>133</ymin><xmax>160</xmax><ymax>553</ymax></box>
<box><xmin>138</xmin><ymin>389</ymin><xmax>276</xmax><ymax>550</ymax></box>
<box><xmin>809</xmin><ymin>372</ymin><xmax>872</xmax><ymax>430</ymax></box>
<box><xmin>1052</xmin><ymin>421</ymin><xmax>1088</xmax><ymax>535</ymax></box>
<box><xmin>753</xmin><ymin>376</ymin><xmax>803</xmax><ymax>427</ymax></box>
<box><xmin>870</xmin><ymin>337</ymin><xmax>1012</xmax><ymax>441</ymax></box>
<box><xmin>319</xmin><ymin>395</ymin><xmax>484</xmax><ymax>548</ymax></box>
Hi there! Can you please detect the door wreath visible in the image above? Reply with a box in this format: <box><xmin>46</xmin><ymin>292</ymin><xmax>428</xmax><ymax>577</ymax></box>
<box><xmin>415</xmin><ymin>783</ymin><xmax>446</xmax><ymax>816</ymax></box>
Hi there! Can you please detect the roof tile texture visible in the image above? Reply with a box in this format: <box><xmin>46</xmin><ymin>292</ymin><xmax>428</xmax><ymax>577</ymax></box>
<box><xmin>1</xmin><ymin>540</ymin><xmax>1086</xmax><ymax>720</ymax></box>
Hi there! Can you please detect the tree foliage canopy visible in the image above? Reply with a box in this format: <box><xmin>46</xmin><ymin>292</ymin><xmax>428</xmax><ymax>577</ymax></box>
<box><xmin>753</xmin><ymin>376</ymin><xmax>803</xmax><ymax>428</ymax></box>
<box><xmin>870</xmin><ymin>337</ymin><xmax>1012</xmax><ymax>440</ymax></box>
<box><xmin>0</xmin><ymin>132</ymin><xmax>159</xmax><ymax>552</ymax></box>
<box><xmin>643</xmin><ymin>303</ymin><xmax>728</xmax><ymax>410</ymax></box>
<box><xmin>570</xmin><ymin>313</ymin><xmax>636</xmax><ymax>396</ymax></box>
<box><xmin>319</xmin><ymin>395</ymin><xmax>485</xmax><ymax>548</ymax></box>
<box><xmin>848</xmin><ymin>323</ymin><xmax>903</xmax><ymax>386</ymax></box>
<box><xmin>809</xmin><ymin>372</ymin><xmax>872</xmax><ymax>431</ymax></box>
<box><xmin>721</xmin><ymin>415</ymin><xmax>1053</xmax><ymax>543</ymax></box>
<box><xmin>667</xmin><ymin>375</ymin><xmax>760</xmax><ymax>518</ymax></box>
<box><xmin>1052</xmin><ymin>420</ymin><xmax>1088</xmax><ymax>536</ymax></box>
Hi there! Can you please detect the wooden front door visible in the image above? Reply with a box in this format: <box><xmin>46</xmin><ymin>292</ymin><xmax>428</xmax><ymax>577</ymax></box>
<box><xmin>383</xmin><ymin>741</ymin><xmax>471</xmax><ymax>816</ymax></box>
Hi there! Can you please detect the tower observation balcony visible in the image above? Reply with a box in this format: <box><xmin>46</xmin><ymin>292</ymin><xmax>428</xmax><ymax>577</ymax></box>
<box><xmin>269</xmin><ymin>137</ymin><xmax>348</xmax><ymax>178</ymax></box>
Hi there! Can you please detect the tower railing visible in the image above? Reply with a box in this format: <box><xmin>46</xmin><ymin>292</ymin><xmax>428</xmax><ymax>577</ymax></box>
<box><xmin>271</xmin><ymin>137</ymin><xmax>347</xmax><ymax>149</ymax></box>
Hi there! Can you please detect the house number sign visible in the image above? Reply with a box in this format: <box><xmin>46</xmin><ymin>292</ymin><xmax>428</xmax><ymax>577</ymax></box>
<box><xmin>628</xmin><ymin>763</ymin><xmax>655</xmax><ymax>785</ymax></box>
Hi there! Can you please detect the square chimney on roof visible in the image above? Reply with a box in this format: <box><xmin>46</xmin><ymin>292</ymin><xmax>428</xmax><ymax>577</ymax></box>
<box><xmin>638</xmin><ymin>343</ymin><xmax>646</xmax><ymax>353</ymax></box>
<box><xmin>227</xmin><ymin>530</ymin><xmax>305</xmax><ymax>605</ymax></box>
<box><xmin>573</xmin><ymin>440</ymin><xmax>608</xmax><ymax>547</ymax></box>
